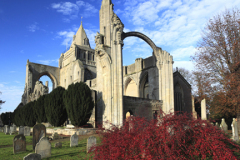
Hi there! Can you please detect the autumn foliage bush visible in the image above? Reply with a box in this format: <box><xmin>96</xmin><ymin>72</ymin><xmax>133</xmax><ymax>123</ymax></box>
<box><xmin>86</xmin><ymin>110</ymin><xmax>240</xmax><ymax>160</ymax></box>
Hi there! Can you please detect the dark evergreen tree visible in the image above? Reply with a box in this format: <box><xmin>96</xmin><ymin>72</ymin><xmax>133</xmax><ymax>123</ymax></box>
<box><xmin>63</xmin><ymin>82</ymin><xmax>94</xmax><ymax>127</ymax></box>
<box><xmin>0</xmin><ymin>112</ymin><xmax>8</xmax><ymax>125</ymax></box>
<box><xmin>23</xmin><ymin>101</ymin><xmax>36</xmax><ymax>127</ymax></box>
<box><xmin>44</xmin><ymin>86</ymin><xmax>67</xmax><ymax>126</ymax></box>
<box><xmin>13</xmin><ymin>103</ymin><xmax>24</xmax><ymax>126</ymax></box>
<box><xmin>34</xmin><ymin>95</ymin><xmax>47</xmax><ymax>123</ymax></box>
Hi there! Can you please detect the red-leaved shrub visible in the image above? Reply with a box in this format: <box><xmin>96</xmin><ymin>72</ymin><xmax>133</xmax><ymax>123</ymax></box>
<box><xmin>86</xmin><ymin>110</ymin><xmax>240</xmax><ymax>160</ymax></box>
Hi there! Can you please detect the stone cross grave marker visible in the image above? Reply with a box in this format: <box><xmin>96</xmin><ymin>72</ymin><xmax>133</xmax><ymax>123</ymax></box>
<box><xmin>232</xmin><ymin>118</ymin><xmax>239</xmax><ymax>142</ymax></box>
<box><xmin>35</xmin><ymin>137</ymin><xmax>51</xmax><ymax>159</ymax></box>
<box><xmin>13</xmin><ymin>134</ymin><xmax>26</xmax><ymax>154</ymax></box>
<box><xmin>19</xmin><ymin>126</ymin><xmax>24</xmax><ymax>135</ymax></box>
<box><xmin>33</xmin><ymin>124</ymin><xmax>46</xmax><ymax>150</ymax></box>
<box><xmin>87</xmin><ymin>136</ymin><xmax>97</xmax><ymax>153</ymax></box>
<box><xmin>23</xmin><ymin>153</ymin><xmax>41</xmax><ymax>160</ymax></box>
<box><xmin>220</xmin><ymin>118</ymin><xmax>228</xmax><ymax>134</ymax></box>
<box><xmin>5</xmin><ymin>125</ymin><xmax>9</xmax><ymax>135</ymax></box>
<box><xmin>24</xmin><ymin>126</ymin><xmax>30</xmax><ymax>136</ymax></box>
<box><xmin>70</xmin><ymin>132</ymin><xmax>78</xmax><ymax>147</ymax></box>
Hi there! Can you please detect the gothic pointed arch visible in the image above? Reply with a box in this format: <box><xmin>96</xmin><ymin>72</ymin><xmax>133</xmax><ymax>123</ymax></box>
<box><xmin>124</xmin><ymin>77</ymin><xmax>138</xmax><ymax>97</ymax></box>
<box><xmin>139</xmin><ymin>71</ymin><xmax>149</xmax><ymax>98</ymax></box>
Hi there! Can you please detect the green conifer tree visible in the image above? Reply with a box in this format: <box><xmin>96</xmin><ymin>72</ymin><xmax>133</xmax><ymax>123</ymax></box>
<box><xmin>34</xmin><ymin>95</ymin><xmax>47</xmax><ymax>123</ymax></box>
<box><xmin>44</xmin><ymin>86</ymin><xmax>67</xmax><ymax>126</ymax></box>
<box><xmin>63</xmin><ymin>82</ymin><xmax>94</xmax><ymax>127</ymax></box>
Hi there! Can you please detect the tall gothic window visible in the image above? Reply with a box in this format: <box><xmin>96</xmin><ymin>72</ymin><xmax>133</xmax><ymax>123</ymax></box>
<box><xmin>174</xmin><ymin>83</ymin><xmax>184</xmax><ymax>115</ymax></box>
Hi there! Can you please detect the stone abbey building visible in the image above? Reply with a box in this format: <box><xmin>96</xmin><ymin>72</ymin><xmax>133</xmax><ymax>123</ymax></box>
<box><xmin>21</xmin><ymin>0</ymin><xmax>198</xmax><ymax>129</ymax></box>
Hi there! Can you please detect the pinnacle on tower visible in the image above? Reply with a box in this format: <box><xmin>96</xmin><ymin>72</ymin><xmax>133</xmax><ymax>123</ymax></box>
<box><xmin>71</xmin><ymin>21</ymin><xmax>90</xmax><ymax>48</ymax></box>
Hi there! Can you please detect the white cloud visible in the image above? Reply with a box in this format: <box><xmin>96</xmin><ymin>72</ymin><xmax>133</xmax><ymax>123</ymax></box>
<box><xmin>51</xmin><ymin>1</ymin><xmax>98</xmax><ymax>22</ymax></box>
<box><xmin>171</xmin><ymin>46</ymin><xmax>196</xmax><ymax>61</ymax></box>
<box><xmin>173</xmin><ymin>61</ymin><xmax>195</xmax><ymax>72</ymax></box>
<box><xmin>57</xmin><ymin>30</ymin><xmax>75</xmax><ymax>46</ymax></box>
<box><xmin>38</xmin><ymin>59</ymin><xmax>59</xmax><ymax>65</ymax></box>
<box><xmin>28</xmin><ymin>22</ymin><xmax>39</xmax><ymax>32</ymax></box>
<box><xmin>52</xmin><ymin>2</ymin><xmax>78</xmax><ymax>16</ymax></box>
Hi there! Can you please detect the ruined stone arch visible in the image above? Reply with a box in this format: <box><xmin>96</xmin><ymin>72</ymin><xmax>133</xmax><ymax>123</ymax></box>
<box><xmin>124</xmin><ymin>76</ymin><xmax>138</xmax><ymax>97</ymax></box>
<box><xmin>122</xmin><ymin>31</ymin><xmax>159</xmax><ymax>60</ymax></box>
<box><xmin>36</xmin><ymin>71</ymin><xmax>58</xmax><ymax>91</ymax></box>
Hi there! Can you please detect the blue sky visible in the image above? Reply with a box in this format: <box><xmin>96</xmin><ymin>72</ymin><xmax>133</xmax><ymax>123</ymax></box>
<box><xmin>0</xmin><ymin>0</ymin><xmax>239</xmax><ymax>114</ymax></box>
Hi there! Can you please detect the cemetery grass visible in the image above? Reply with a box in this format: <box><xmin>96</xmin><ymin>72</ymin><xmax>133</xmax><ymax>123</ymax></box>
<box><xmin>1</xmin><ymin>131</ymin><xmax>240</xmax><ymax>159</ymax></box>
<box><xmin>0</xmin><ymin>132</ymin><xmax>102</xmax><ymax>160</ymax></box>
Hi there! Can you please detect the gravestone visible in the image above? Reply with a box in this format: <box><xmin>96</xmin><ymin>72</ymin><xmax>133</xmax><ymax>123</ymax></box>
<box><xmin>87</xmin><ymin>136</ymin><xmax>97</xmax><ymax>153</ymax></box>
<box><xmin>5</xmin><ymin>125</ymin><xmax>9</xmax><ymax>134</ymax></box>
<box><xmin>220</xmin><ymin>118</ymin><xmax>228</xmax><ymax>134</ymax></box>
<box><xmin>24</xmin><ymin>126</ymin><xmax>30</xmax><ymax>136</ymax></box>
<box><xmin>0</xmin><ymin>127</ymin><xmax>3</xmax><ymax>132</ymax></box>
<box><xmin>232</xmin><ymin>118</ymin><xmax>239</xmax><ymax>142</ymax></box>
<box><xmin>19</xmin><ymin>126</ymin><xmax>24</xmax><ymax>135</ymax></box>
<box><xmin>10</xmin><ymin>126</ymin><xmax>15</xmax><ymax>135</ymax></box>
<box><xmin>33</xmin><ymin>124</ymin><xmax>46</xmax><ymax>150</ymax></box>
<box><xmin>215</xmin><ymin>122</ymin><xmax>220</xmax><ymax>128</ymax></box>
<box><xmin>35</xmin><ymin>137</ymin><xmax>51</xmax><ymax>159</ymax></box>
<box><xmin>55</xmin><ymin>142</ymin><xmax>62</xmax><ymax>148</ymax></box>
<box><xmin>10</xmin><ymin>125</ymin><xmax>17</xmax><ymax>135</ymax></box>
<box><xmin>23</xmin><ymin>153</ymin><xmax>41</xmax><ymax>160</ymax></box>
<box><xmin>51</xmin><ymin>132</ymin><xmax>60</xmax><ymax>140</ymax></box>
<box><xmin>70</xmin><ymin>132</ymin><xmax>78</xmax><ymax>147</ymax></box>
<box><xmin>13</xmin><ymin>134</ymin><xmax>26</xmax><ymax>154</ymax></box>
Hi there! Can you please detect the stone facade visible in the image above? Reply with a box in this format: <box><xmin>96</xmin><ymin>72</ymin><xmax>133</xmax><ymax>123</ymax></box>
<box><xmin>21</xmin><ymin>0</ymin><xmax>196</xmax><ymax>130</ymax></box>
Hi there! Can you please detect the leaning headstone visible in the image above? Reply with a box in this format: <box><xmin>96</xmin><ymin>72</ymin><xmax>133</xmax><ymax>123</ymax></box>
<box><xmin>55</xmin><ymin>142</ymin><xmax>62</xmax><ymax>148</ymax></box>
<box><xmin>70</xmin><ymin>132</ymin><xmax>78</xmax><ymax>147</ymax></box>
<box><xmin>24</xmin><ymin>126</ymin><xmax>30</xmax><ymax>136</ymax></box>
<box><xmin>23</xmin><ymin>153</ymin><xmax>41</xmax><ymax>160</ymax></box>
<box><xmin>87</xmin><ymin>136</ymin><xmax>97</xmax><ymax>153</ymax></box>
<box><xmin>13</xmin><ymin>134</ymin><xmax>26</xmax><ymax>154</ymax></box>
<box><xmin>220</xmin><ymin>118</ymin><xmax>228</xmax><ymax>134</ymax></box>
<box><xmin>5</xmin><ymin>125</ymin><xmax>9</xmax><ymax>134</ymax></box>
<box><xmin>35</xmin><ymin>137</ymin><xmax>51</xmax><ymax>159</ymax></box>
<box><xmin>33</xmin><ymin>124</ymin><xmax>46</xmax><ymax>150</ymax></box>
<box><xmin>232</xmin><ymin>118</ymin><xmax>239</xmax><ymax>142</ymax></box>
<box><xmin>19</xmin><ymin>126</ymin><xmax>24</xmax><ymax>135</ymax></box>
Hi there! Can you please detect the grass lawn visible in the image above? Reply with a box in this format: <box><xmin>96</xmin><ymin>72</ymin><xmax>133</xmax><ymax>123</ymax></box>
<box><xmin>1</xmin><ymin>129</ymin><xmax>240</xmax><ymax>159</ymax></box>
<box><xmin>0</xmin><ymin>132</ymin><xmax>102</xmax><ymax>160</ymax></box>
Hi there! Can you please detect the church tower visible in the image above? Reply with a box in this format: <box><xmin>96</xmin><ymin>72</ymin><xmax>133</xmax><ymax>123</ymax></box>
<box><xmin>71</xmin><ymin>22</ymin><xmax>91</xmax><ymax>48</ymax></box>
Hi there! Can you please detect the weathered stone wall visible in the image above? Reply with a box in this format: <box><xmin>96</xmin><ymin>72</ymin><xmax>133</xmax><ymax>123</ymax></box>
<box><xmin>173</xmin><ymin>72</ymin><xmax>192</xmax><ymax>115</ymax></box>
<box><xmin>123</xmin><ymin>96</ymin><xmax>163</xmax><ymax>121</ymax></box>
